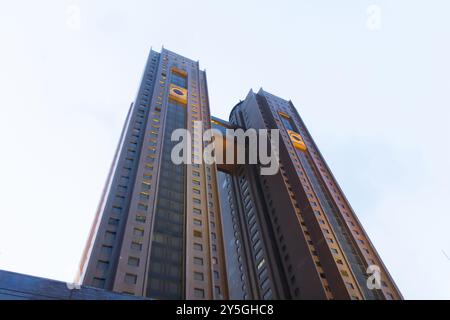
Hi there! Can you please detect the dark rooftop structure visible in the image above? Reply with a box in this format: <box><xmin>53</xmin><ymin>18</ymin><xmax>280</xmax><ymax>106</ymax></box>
<box><xmin>0</xmin><ymin>270</ymin><xmax>147</xmax><ymax>300</ymax></box>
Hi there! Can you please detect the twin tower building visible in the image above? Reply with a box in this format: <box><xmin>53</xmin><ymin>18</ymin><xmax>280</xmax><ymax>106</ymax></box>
<box><xmin>75</xmin><ymin>48</ymin><xmax>402</xmax><ymax>300</ymax></box>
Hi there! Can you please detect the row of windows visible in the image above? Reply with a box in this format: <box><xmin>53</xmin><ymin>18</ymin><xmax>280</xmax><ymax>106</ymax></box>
<box><xmin>277</xmin><ymin>123</ymin><xmax>355</xmax><ymax>297</ymax></box>
<box><xmin>191</xmin><ymin>173</ymin><xmax>222</xmax><ymax>299</ymax></box>
<box><xmin>298</xmin><ymin>151</ymin><xmax>368</xmax><ymax>298</ymax></box>
<box><xmin>238</xmin><ymin>172</ymin><xmax>272</xmax><ymax>299</ymax></box>
<box><xmin>120</xmin><ymin>106</ymin><xmax>162</xmax><ymax>288</ymax></box>
<box><xmin>282</xmin><ymin>146</ymin><xmax>344</xmax><ymax>276</ymax></box>
<box><xmin>147</xmin><ymin>69</ymin><xmax>186</xmax><ymax>299</ymax></box>
<box><xmin>276</xmin><ymin>105</ymin><xmax>387</xmax><ymax>299</ymax></box>
<box><xmin>172</xmin><ymin>63</ymin><xmax>224</xmax><ymax>298</ymax></box>
<box><xmin>301</xmin><ymin>130</ymin><xmax>391</xmax><ymax>296</ymax></box>
<box><xmin>115</xmin><ymin>55</ymin><xmax>165</xmax><ymax>296</ymax></box>
<box><xmin>220</xmin><ymin>171</ymin><xmax>249</xmax><ymax>299</ymax></box>
<box><xmin>306</xmin><ymin>151</ymin><xmax>394</xmax><ymax>298</ymax></box>
<box><xmin>92</xmin><ymin>53</ymin><xmax>160</xmax><ymax>290</ymax></box>
<box><xmin>259</xmin><ymin>104</ymin><xmax>312</xmax><ymax>299</ymax></box>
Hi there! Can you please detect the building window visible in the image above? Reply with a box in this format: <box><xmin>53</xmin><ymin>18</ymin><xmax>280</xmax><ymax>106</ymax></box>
<box><xmin>92</xmin><ymin>277</ymin><xmax>105</xmax><ymax>288</ymax></box>
<box><xmin>131</xmin><ymin>241</ymin><xmax>142</xmax><ymax>251</ymax></box>
<box><xmin>100</xmin><ymin>245</ymin><xmax>113</xmax><ymax>257</ymax></box>
<box><xmin>139</xmin><ymin>192</ymin><xmax>150</xmax><ymax>201</ymax></box>
<box><xmin>128</xmin><ymin>256</ymin><xmax>140</xmax><ymax>267</ymax></box>
<box><xmin>143</xmin><ymin>173</ymin><xmax>152</xmax><ymax>180</ymax></box>
<box><xmin>104</xmin><ymin>231</ymin><xmax>116</xmax><ymax>243</ymax></box>
<box><xmin>141</xmin><ymin>182</ymin><xmax>151</xmax><ymax>191</ymax></box>
<box><xmin>138</xmin><ymin>203</ymin><xmax>148</xmax><ymax>211</ymax></box>
<box><xmin>194</xmin><ymin>288</ymin><xmax>205</xmax><ymax>298</ymax></box>
<box><xmin>108</xmin><ymin>218</ymin><xmax>119</xmax><ymax>226</ymax></box>
<box><xmin>263</xmin><ymin>288</ymin><xmax>272</xmax><ymax>300</ymax></box>
<box><xmin>193</xmin><ymin>230</ymin><xmax>202</xmax><ymax>238</ymax></box>
<box><xmin>112</xmin><ymin>206</ymin><xmax>122</xmax><ymax>214</ymax></box>
<box><xmin>133</xmin><ymin>228</ymin><xmax>144</xmax><ymax>237</ymax></box>
<box><xmin>135</xmin><ymin>215</ymin><xmax>146</xmax><ymax>223</ymax></box>
<box><xmin>96</xmin><ymin>260</ymin><xmax>109</xmax><ymax>272</ymax></box>
<box><xmin>257</xmin><ymin>259</ymin><xmax>265</xmax><ymax>270</ymax></box>
<box><xmin>193</xmin><ymin>219</ymin><xmax>202</xmax><ymax>226</ymax></box>
<box><xmin>124</xmin><ymin>273</ymin><xmax>137</xmax><ymax>284</ymax></box>
<box><xmin>194</xmin><ymin>272</ymin><xmax>204</xmax><ymax>281</ymax></box>
<box><xmin>194</xmin><ymin>243</ymin><xmax>203</xmax><ymax>251</ymax></box>
<box><xmin>194</xmin><ymin>257</ymin><xmax>203</xmax><ymax>265</ymax></box>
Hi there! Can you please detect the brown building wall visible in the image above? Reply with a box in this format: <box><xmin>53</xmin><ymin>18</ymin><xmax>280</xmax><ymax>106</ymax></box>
<box><xmin>226</xmin><ymin>88</ymin><xmax>402</xmax><ymax>300</ymax></box>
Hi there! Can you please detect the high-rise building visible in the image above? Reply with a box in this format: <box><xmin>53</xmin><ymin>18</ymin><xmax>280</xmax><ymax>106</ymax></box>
<box><xmin>213</xmin><ymin>90</ymin><xmax>402</xmax><ymax>300</ymax></box>
<box><xmin>77</xmin><ymin>48</ymin><xmax>402</xmax><ymax>300</ymax></box>
<box><xmin>77</xmin><ymin>48</ymin><xmax>229</xmax><ymax>299</ymax></box>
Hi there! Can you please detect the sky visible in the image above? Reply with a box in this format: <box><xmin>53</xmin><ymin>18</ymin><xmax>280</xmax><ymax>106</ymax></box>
<box><xmin>0</xmin><ymin>0</ymin><xmax>449</xmax><ymax>299</ymax></box>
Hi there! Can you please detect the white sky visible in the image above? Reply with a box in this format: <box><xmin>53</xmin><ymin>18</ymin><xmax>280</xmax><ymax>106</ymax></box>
<box><xmin>0</xmin><ymin>0</ymin><xmax>449</xmax><ymax>299</ymax></box>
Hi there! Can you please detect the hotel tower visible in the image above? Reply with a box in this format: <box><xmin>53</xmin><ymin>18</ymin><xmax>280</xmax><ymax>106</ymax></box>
<box><xmin>77</xmin><ymin>48</ymin><xmax>402</xmax><ymax>300</ymax></box>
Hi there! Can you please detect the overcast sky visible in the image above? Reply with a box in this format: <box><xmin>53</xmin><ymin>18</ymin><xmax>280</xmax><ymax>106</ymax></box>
<box><xmin>0</xmin><ymin>0</ymin><xmax>449</xmax><ymax>299</ymax></box>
